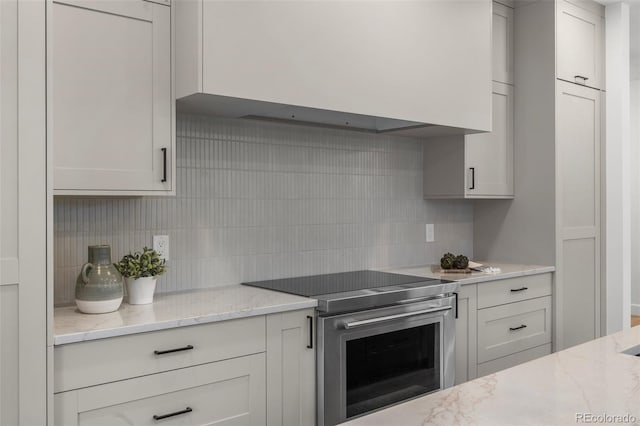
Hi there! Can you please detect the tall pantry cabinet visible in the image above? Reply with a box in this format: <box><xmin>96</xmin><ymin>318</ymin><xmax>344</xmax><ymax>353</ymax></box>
<box><xmin>0</xmin><ymin>0</ymin><xmax>48</xmax><ymax>424</ymax></box>
<box><xmin>474</xmin><ymin>0</ymin><xmax>605</xmax><ymax>350</ymax></box>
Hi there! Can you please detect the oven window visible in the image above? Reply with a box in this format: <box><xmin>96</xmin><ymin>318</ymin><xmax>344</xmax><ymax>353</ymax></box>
<box><xmin>345</xmin><ymin>322</ymin><xmax>440</xmax><ymax>418</ymax></box>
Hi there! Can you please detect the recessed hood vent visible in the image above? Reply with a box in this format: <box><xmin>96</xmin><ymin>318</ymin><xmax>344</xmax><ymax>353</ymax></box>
<box><xmin>177</xmin><ymin>94</ymin><xmax>480</xmax><ymax>137</ymax></box>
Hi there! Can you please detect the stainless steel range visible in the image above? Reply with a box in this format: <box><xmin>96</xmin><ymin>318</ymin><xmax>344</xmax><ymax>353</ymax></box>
<box><xmin>244</xmin><ymin>270</ymin><xmax>458</xmax><ymax>426</ymax></box>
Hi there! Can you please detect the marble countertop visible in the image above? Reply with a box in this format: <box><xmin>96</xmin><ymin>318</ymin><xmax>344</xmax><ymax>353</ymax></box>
<box><xmin>380</xmin><ymin>262</ymin><xmax>555</xmax><ymax>285</ymax></box>
<box><xmin>54</xmin><ymin>263</ymin><xmax>552</xmax><ymax>345</ymax></box>
<box><xmin>54</xmin><ymin>285</ymin><xmax>317</xmax><ymax>345</ymax></box>
<box><xmin>344</xmin><ymin>325</ymin><xmax>640</xmax><ymax>426</ymax></box>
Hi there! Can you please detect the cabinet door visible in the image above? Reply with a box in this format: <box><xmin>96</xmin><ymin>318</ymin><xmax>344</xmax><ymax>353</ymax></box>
<box><xmin>465</xmin><ymin>82</ymin><xmax>514</xmax><ymax>198</ymax></box>
<box><xmin>556</xmin><ymin>0</ymin><xmax>603</xmax><ymax>89</ymax></box>
<box><xmin>55</xmin><ymin>353</ymin><xmax>266</xmax><ymax>426</ymax></box>
<box><xmin>266</xmin><ymin>309</ymin><xmax>315</xmax><ymax>426</ymax></box>
<box><xmin>556</xmin><ymin>81</ymin><xmax>601</xmax><ymax>349</ymax></box>
<box><xmin>50</xmin><ymin>0</ymin><xmax>174</xmax><ymax>194</ymax></box>
<box><xmin>492</xmin><ymin>2</ymin><xmax>514</xmax><ymax>84</ymax></box>
<box><xmin>1</xmin><ymin>1</ymin><xmax>48</xmax><ymax>423</ymax></box>
<box><xmin>454</xmin><ymin>284</ymin><xmax>477</xmax><ymax>385</ymax></box>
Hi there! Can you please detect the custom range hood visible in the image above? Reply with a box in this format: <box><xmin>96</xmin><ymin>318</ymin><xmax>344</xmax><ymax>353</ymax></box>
<box><xmin>175</xmin><ymin>0</ymin><xmax>493</xmax><ymax>137</ymax></box>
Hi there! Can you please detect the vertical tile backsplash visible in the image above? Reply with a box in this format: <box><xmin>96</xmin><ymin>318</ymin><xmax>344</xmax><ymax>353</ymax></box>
<box><xmin>54</xmin><ymin>115</ymin><xmax>473</xmax><ymax>305</ymax></box>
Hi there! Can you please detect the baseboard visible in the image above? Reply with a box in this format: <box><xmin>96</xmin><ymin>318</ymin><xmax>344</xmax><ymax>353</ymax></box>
<box><xmin>631</xmin><ymin>304</ymin><xmax>640</xmax><ymax>316</ymax></box>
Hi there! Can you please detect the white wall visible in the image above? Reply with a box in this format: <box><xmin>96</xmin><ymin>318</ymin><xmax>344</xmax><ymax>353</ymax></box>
<box><xmin>631</xmin><ymin>79</ymin><xmax>640</xmax><ymax>316</ymax></box>
<box><xmin>54</xmin><ymin>115</ymin><xmax>474</xmax><ymax>305</ymax></box>
<box><xmin>605</xmin><ymin>2</ymin><xmax>631</xmax><ymax>332</ymax></box>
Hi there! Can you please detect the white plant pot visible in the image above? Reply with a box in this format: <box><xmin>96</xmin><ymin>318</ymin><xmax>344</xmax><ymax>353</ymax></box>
<box><xmin>126</xmin><ymin>276</ymin><xmax>157</xmax><ymax>305</ymax></box>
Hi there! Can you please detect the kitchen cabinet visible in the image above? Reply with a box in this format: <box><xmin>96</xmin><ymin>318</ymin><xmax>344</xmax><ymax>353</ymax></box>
<box><xmin>55</xmin><ymin>354</ymin><xmax>266</xmax><ymax>426</ymax></box>
<box><xmin>493</xmin><ymin>1</ymin><xmax>514</xmax><ymax>84</ymax></box>
<box><xmin>473</xmin><ymin>0</ymin><xmax>604</xmax><ymax>351</ymax></box>
<box><xmin>54</xmin><ymin>310</ymin><xmax>316</xmax><ymax>425</ymax></box>
<box><xmin>556</xmin><ymin>80</ymin><xmax>601</xmax><ymax>349</ymax></box>
<box><xmin>266</xmin><ymin>309</ymin><xmax>315</xmax><ymax>426</ymax></box>
<box><xmin>423</xmin><ymin>1</ymin><xmax>514</xmax><ymax>199</ymax></box>
<box><xmin>49</xmin><ymin>0</ymin><xmax>175</xmax><ymax>195</ymax></box>
<box><xmin>454</xmin><ymin>273</ymin><xmax>553</xmax><ymax>385</ymax></box>
<box><xmin>454</xmin><ymin>284</ymin><xmax>478</xmax><ymax>385</ymax></box>
<box><xmin>423</xmin><ymin>82</ymin><xmax>514</xmax><ymax>199</ymax></box>
<box><xmin>557</xmin><ymin>0</ymin><xmax>604</xmax><ymax>89</ymax></box>
<box><xmin>175</xmin><ymin>0</ymin><xmax>492</xmax><ymax>134</ymax></box>
<box><xmin>1</xmin><ymin>0</ymin><xmax>48</xmax><ymax>423</ymax></box>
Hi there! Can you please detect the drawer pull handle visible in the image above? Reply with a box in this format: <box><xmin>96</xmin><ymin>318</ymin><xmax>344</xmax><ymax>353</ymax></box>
<box><xmin>510</xmin><ymin>287</ymin><xmax>528</xmax><ymax>293</ymax></box>
<box><xmin>509</xmin><ymin>324</ymin><xmax>527</xmax><ymax>331</ymax></box>
<box><xmin>153</xmin><ymin>407</ymin><xmax>192</xmax><ymax>421</ymax></box>
<box><xmin>154</xmin><ymin>345</ymin><xmax>194</xmax><ymax>355</ymax></box>
<box><xmin>307</xmin><ymin>315</ymin><xmax>313</xmax><ymax>349</ymax></box>
<box><xmin>161</xmin><ymin>147</ymin><xmax>167</xmax><ymax>183</ymax></box>
<box><xmin>574</xmin><ymin>75</ymin><xmax>589</xmax><ymax>82</ymax></box>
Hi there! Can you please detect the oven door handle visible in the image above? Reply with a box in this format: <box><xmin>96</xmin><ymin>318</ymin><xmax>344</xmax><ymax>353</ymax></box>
<box><xmin>342</xmin><ymin>306</ymin><xmax>452</xmax><ymax>329</ymax></box>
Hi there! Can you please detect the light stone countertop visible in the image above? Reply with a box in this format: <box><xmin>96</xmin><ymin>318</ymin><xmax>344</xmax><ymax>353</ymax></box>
<box><xmin>54</xmin><ymin>263</ymin><xmax>552</xmax><ymax>345</ymax></box>
<box><xmin>54</xmin><ymin>285</ymin><xmax>317</xmax><ymax>345</ymax></box>
<box><xmin>344</xmin><ymin>325</ymin><xmax>640</xmax><ymax>426</ymax></box>
<box><xmin>380</xmin><ymin>262</ymin><xmax>555</xmax><ymax>285</ymax></box>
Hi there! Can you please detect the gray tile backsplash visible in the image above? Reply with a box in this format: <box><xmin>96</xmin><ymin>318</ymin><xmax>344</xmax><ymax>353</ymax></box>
<box><xmin>54</xmin><ymin>115</ymin><xmax>473</xmax><ymax>305</ymax></box>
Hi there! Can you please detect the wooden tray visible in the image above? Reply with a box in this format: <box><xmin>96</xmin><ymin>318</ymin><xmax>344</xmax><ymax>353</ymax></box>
<box><xmin>431</xmin><ymin>265</ymin><xmax>471</xmax><ymax>274</ymax></box>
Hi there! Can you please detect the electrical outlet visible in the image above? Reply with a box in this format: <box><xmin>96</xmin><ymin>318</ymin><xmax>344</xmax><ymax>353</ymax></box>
<box><xmin>153</xmin><ymin>235</ymin><xmax>169</xmax><ymax>260</ymax></box>
<box><xmin>426</xmin><ymin>224</ymin><xmax>435</xmax><ymax>242</ymax></box>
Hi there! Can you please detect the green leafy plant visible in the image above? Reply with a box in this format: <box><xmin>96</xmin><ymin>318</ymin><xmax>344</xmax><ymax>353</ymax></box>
<box><xmin>115</xmin><ymin>247</ymin><xmax>166</xmax><ymax>279</ymax></box>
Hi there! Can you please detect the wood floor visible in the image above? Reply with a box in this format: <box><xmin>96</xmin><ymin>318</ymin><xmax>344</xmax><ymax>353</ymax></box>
<box><xmin>632</xmin><ymin>316</ymin><xmax>640</xmax><ymax>327</ymax></box>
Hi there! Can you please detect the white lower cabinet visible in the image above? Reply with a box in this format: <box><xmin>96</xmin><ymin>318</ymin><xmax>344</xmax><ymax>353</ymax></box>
<box><xmin>454</xmin><ymin>273</ymin><xmax>553</xmax><ymax>384</ymax></box>
<box><xmin>54</xmin><ymin>309</ymin><xmax>316</xmax><ymax>426</ymax></box>
<box><xmin>454</xmin><ymin>284</ymin><xmax>478</xmax><ymax>385</ymax></box>
<box><xmin>266</xmin><ymin>309</ymin><xmax>315</xmax><ymax>426</ymax></box>
<box><xmin>55</xmin><ymin>353</ymin><xmax>266</xmax><ymax>426</ymax></box>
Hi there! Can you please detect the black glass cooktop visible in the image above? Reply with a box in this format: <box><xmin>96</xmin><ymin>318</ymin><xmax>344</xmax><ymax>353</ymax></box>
<box><xmin>243</xmin><ymin>270</ymin><xmax>440</xmax><ymax>297</ymax></box>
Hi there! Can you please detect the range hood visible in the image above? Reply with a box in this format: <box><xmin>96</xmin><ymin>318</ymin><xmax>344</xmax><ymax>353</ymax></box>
<box><xmin>175</xmin><ymin>1</ymin><xmax>492</xmax><ymax>137</ymax></box>
<box><xmin>177</xmin><ymin>93</ymin><xmax>481</xmax><ymax>137</ymax></box>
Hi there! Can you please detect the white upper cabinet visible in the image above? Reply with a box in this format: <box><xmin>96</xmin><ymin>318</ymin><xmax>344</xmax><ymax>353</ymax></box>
<box><xmin>50</xmin><ymin>0</ymin><xmax>175</xmax><ymax>195</ymax></box>
<box><xmin>423</xmin><ymin>1</ymin><xmax>514</xmax><ymax>199</ymax></box>
<box><xmin>423</xmin><ymin>82</ymin><xmax>514</xmax><ymax>199</ymax></box>
<box><xmin>176</xmin><ymin>0</ymin><xmax>492</xmax><ymax>134</ymax></box>
<box><xmin>556</xmin><ymin>0</ymin><xmax>604</xmax><ymax>89</ymax></box>
<box><xmin>465</xmin><ymin>82</ymin><xmax>514</xmax><ymax>197</ymax></box>
<box><xmin>492</xmin><ymin>2</ymin><xmax>514</xmax><ymax>84</ymax></box>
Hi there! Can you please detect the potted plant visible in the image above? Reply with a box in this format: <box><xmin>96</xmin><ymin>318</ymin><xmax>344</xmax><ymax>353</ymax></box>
<box><xmin>115</xmin><ymin>247</ymin><xmax>166</xmax><ymax>305</ymax></box>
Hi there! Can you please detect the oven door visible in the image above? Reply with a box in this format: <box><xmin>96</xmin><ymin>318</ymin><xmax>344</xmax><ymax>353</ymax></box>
<box><xmin>317</xmin><ymin>295</ymin><xmax>455</xmax><ymax>426</ymax></box>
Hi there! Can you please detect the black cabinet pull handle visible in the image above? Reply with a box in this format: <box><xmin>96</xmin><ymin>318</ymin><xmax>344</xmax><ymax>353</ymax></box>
<box><xmin>307</xmin><ymin>315</ymin><xmax>313</xmax><ymax>349</ymax></box>
<box><xmin>510</xmin><ymin>287</ymin><xmax>528</xmax><ymax>293</ymax></box>
<box><xmin>509</xmin><ymin>324</ymin><xmax>527</xmax><ymax>331</ymax></box>
<box><xmin>469</xmin><ymin>167</ymin><xmax>475</xmax><ymax>190</ymax></box>
<box><xmin>161</xmin><ymin>147</ymin><xmax>167</xmax><ymax>183</ymax></box>
<box><xmin>574</xmin><ymin>75</ymin><xmax>589</xmax><ymax>81</ymax></box>
<box><xmin>453</xmin><ymin>292</ymin><xmax>459</xmax><ymax>319</ymax></box>
<box><xmin>154</xmin><ymin>345</ymin><xmax>194</xmax><ymax>355</ymax></box>
<box><xmin>153</xmin><ymin>407</ymin><xmax>192</xmax><ymax>421</ymax></box>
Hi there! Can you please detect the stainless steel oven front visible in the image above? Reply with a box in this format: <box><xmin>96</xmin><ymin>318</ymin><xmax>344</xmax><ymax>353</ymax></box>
<box><xmin>317</xmin><ymin>294</ymin><xmax>456</xmax><ymax>426</ymax></box>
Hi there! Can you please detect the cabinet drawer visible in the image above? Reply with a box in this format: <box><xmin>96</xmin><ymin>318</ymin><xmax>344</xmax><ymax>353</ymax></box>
<box><xmin>477</xmin><ymin>273</ymin><xmax>552</xmax><ymax>309</ymax></box>
<box><xmin>55</xmin><ymin>353</ymin><xmax>266</xmax><ymax>426</ymax></box>
<box><xmin>54</xmin><ymin>316</ymin><xmax>265</xmax><ymax>393</ymax></box>
<box><xmin>477</xmin><ymin>296</ymin><xmax>551</xmax><ymax>363</ymax></box>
